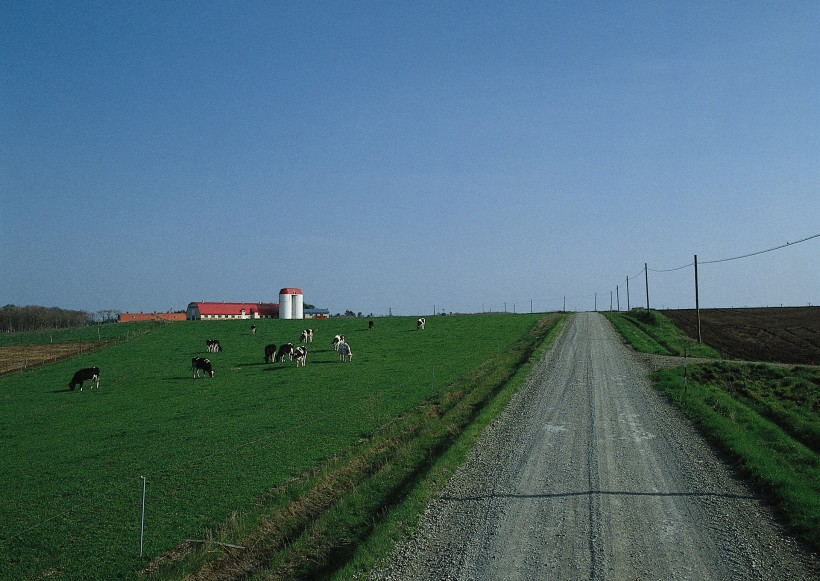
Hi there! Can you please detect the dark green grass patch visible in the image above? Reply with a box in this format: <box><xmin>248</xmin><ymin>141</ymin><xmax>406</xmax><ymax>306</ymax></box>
<box><xmin>604</xmin><ymin>310</ymin><xmax>720</xmax><ymax>358</ymax></box>
<box><xmin>654</xmin><ymin>362</ymin><xmax>820</xmax><ymax>550</ymax></box>
<box><xmin>0</xmin><ymin>314</ymin><xmax>546</xmax><ymax>579</ymax></box>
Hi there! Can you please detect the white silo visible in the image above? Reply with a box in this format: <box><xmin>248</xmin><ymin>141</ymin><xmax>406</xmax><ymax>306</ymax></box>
<box><xmin>279</xmin><ymin>289</ymin><xmax>292</xmax><ymax>319</ymax></box>
<box><xmin>278</xmin><ymin>287</ymin><xmax>303</xmax><ymax>319</ymax></box>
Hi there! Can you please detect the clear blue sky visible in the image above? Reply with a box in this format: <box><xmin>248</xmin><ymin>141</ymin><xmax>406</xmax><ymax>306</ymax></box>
<box><xmin>2</xmin><ymin>2</ymin><xmax>818</xmax><ymax>316</ymax></box>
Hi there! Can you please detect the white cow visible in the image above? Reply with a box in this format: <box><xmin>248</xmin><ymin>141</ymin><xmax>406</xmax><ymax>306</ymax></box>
<box><xmin>300</xmin><ymin>329</ymin><xmax>314</xmax><ymax>344</ymax></box>
<box><xmin>338</xmin><ymin>342</ymin><xmax>353</xmax><ymax>362</ymax></box>
<box><xmin>417</xmin><ymin>317</ymin><xmax>426</xmax><ymax>330</ymax></box>
<box><xmin>294</xmin><ymin>346</ymin><xmax>308</xmax><ymax>367</ymax></box>
<box><xmin>332</xmin><ymin>334</ymin><xmax>346</xmax><ymax>351</ymax></box>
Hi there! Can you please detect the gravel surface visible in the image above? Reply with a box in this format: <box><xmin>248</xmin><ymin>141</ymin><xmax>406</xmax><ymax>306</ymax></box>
<box><xmin>372</xmin><ymin>312</ymin><xmax>818</xmax><ymax>580</ymax></box>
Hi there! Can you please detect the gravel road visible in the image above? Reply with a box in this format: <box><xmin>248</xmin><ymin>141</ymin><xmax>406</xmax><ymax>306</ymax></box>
<box><xmin>373</xmin><ymin>312</ymin><xmax>818</xmax><ymax>580</ymax></box>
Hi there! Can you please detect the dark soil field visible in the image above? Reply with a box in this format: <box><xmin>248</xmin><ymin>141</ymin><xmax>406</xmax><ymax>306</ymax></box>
<box><xmin>661</xmin><ymin>307</ymin><xmax>820</xmax><ymax>365</ymax></box>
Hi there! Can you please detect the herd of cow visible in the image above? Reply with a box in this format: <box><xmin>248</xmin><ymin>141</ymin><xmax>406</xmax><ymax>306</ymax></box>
<box><xmin>68</xmin><ymin>318</ymin><xmax>428</xmax><ymax>389</ymax></box>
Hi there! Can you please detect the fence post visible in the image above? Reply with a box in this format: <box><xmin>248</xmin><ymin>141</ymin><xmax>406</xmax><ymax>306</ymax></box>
<box><xmin>140</xmin><ymin>476</ymin><xmax>147</xmax><ymax>558</ymax></box>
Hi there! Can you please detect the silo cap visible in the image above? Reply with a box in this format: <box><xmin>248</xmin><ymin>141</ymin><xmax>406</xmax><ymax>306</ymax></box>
<box><xmin>279</xmin><ymin>288</ymin><xmax>302</xmax><ymax>295</ymax></box>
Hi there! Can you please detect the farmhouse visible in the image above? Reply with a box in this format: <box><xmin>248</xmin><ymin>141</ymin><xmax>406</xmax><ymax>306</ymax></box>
<box><xmin>186</xmin><ymin>302</ymin><xmax>279</xmax><ymax>321</ymax></box>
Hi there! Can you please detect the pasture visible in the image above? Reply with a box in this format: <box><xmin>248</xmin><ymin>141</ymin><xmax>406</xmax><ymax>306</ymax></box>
<box><xmin>0</xmin><ymin>314</ymin><xmax>547</xmax><ymax>579</ymax></box>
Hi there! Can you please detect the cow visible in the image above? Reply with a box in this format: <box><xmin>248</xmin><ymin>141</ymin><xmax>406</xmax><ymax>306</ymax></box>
<box><xmin>250</xmin><ymin>325</ymin><xmax>256</xmax><ymax>335</ymax></box>
<box><xmin>192</xmin><ymin>357</ymin><xmax>214</xmax><ymax>378</ymax></box>
<box><xmin>69</xmin><ymin>367</ymin><xmax>100</xmax><ymax>391</ymax></box>
<box><xmin>206</xmin><ymin>339</ymin><xmax>222</xmax><ymax>353</ymax></box>
<box><xmin>332</xmin><ymin>334</ymin><xmax>345</xmax><ymax>351</ymax></box>
<box><xmin>368</xmin><ymin>320</ymin><xmax>374</xmax><ymax>331</ymax></box>
<box><xmin>417</xmin><ymin>317</ymin><xmax>426</xmax><ymax>330</ymax></box>
<box><xmin>300</xmin><ymin>329</ymin><xmax>314</xmax><ymax>344</ymax></box>
<box><xmin>338</xmin><ymin>342</ymin><xmax>353</xmax><ymax>362</ymax></box>
<box><xmin>264</xmin><ymin>344</ymin><xmax>278</xmax><ymax>364</ymax></box>
<box><xmin>277</xmin><ymin>343</ymin><xmax>295</xmax><ymax>362</ymax></box>
<box><xmin>294</xmin><ymin>345</ymin><xmax>308</xmax><ymax>367</ymax></box>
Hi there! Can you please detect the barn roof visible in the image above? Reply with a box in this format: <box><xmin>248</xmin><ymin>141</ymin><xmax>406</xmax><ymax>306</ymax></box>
<box><xmin>193</xmin><ymin>302</ymin><xmax>278</xmax><ymax>316</ymax></box>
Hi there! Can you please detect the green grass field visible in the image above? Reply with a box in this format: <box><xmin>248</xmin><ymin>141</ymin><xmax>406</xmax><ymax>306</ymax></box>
<box><xmin>603</xmin><ymin>309</ymin><xmax>720</xmax><ymax>358</ymax></box>
<box><xmin>0</xmin><ymin>314</ymin><xmax>551</xmax><ymax>579</ymax></box>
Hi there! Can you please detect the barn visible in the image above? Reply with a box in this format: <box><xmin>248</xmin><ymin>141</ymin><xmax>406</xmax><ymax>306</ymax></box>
<box><xmin>186</xmin><ymin>302</ymin><xmax>279</xmax><ymax>321</ymax></box>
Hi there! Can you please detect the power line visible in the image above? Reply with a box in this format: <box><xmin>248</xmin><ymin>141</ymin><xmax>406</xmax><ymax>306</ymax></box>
<box><xmin>700</xmin><ymin>232</ymin><xmax>820</xmax><ymax>265</ymax></box>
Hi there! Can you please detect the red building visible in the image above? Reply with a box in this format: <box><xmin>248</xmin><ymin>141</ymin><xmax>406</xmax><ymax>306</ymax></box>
<box><xmin>118</xmin><ymin>312</ymin><xmax>186</xmax><ymax>323</ymax></box>
<box><xmin>186</xmin><ymin>302</ymin><xmax>279</xmax><ymax>321</ymax></box>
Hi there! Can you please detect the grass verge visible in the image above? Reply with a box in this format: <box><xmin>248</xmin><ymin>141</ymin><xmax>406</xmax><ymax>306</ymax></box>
<box><xmin>604</xmin><ymin>309</ymin><xmax>720</xmax><ymax>358</ymax></box>
<box><xmin>654</xmin><ymin>362</ymin><xmax>820</xmax><ymax>551</ymax></box>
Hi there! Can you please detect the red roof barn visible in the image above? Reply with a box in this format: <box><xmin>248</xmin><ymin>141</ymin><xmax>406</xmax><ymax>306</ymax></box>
<box><xmin>186</xmin><ymin>302</ymin><xmax>279</xmax><ymax>320</ymax></box>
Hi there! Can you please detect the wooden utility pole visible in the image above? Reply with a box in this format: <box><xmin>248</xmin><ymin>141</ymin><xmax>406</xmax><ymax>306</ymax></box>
<box><xmin>610</xmin><ymin>290</ymin><xmax>613</xmax><ymax>311</ymax></box>
<box><xmin>616</xmin><ymin>285</ymin><xmax>620</xmax><ymax>311</ymax></box>
<box><xmin>694</xmin><ymin>254</ymin><xmax>702</xmax><ymax>343</ymax></box>
<box><xmin>626</xmin><ymin>277</ymin><xmax>630</xmax><ymax>310</ymax></box>
<box><xmin>644</xmin><ymin>263</ymin><xmax>650</xmax><ymax>310</ymax></box>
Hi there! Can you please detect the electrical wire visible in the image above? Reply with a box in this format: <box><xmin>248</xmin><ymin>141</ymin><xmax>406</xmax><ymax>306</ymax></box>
<box><xmin>700</xmin><ymin>232</ymin><xmax>820</xmax><ymax>264</ymax></box>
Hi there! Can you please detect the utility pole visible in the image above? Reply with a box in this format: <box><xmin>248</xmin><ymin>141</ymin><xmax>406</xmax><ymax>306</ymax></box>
<box><xmin>626</xmin><ymin>277</ymin><xmax>630</xmax><ymax>311</ymax></box>
<box><xmin>610</xmin><ymin>290</ymin><xmax>613</xmax><ymax>311</ymax></box>
<box><xmin>644</xmin><ymin>263</ymin><xmax>650</xmax><ymax>310</ymax></box>
<box><xmin>594</xmin><ymin>292</ymin><xmax>597</xmax><ymax>312</ymax></box>
<box><xmin>616</xmin><ymin>285</ymin><xmax>620</xmax><ymax>311</ymax></box>
<box><xmin>694</xmin><ymin>254</ymin><xmax>702</xmax><ymax>343</ymax></box>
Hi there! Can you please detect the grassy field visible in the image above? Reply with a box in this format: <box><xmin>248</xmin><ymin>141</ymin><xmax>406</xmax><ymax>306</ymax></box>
<box><xmin>603</xmin><ymin>309</ymin><xmax>720</xmax><ymax>358</ymax></box>
<box><xmin>604</xmin><ymin>310</ymin><xmax>819</xmax><ymax>551</ymax></box>
<box><xmin>0</xmin><ymin>313</ymin><xmax>556</xmax><ymax>579</ymax></box>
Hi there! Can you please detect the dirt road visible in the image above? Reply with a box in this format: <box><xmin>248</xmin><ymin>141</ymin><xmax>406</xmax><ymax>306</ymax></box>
<box><xmin>374</xmin><ymin>312</ymin><xmax>818</xmax><ymax>579</ymax></box>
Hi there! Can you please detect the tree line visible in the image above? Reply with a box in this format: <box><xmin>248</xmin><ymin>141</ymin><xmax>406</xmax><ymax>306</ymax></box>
<box><xmin>0</xmin><ymin>304</ymin><xmax>107</xmax><ymax>332</ymax></box>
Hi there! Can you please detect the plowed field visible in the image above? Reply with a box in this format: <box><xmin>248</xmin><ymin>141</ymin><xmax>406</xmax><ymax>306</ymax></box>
<box><xmin>661</xmin><ymin>307</ymin><xmax>820</xmax><ymax>365</ymax></box>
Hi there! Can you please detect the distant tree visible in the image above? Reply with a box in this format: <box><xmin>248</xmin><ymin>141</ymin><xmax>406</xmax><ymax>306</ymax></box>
<box><xmin>304</xmin><ymin>303</ymin><xmax>316</xmax><ymax>310</ymax></box>
<box><xmin>0</xmin><ymin>304</ymin><xmax>92</xmax><ymax>332</ymax></box>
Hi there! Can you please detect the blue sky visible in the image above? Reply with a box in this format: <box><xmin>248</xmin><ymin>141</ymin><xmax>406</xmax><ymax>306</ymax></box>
<box><xmin>2</xmin><ymin>2</ymin><xmax>818</xmax><ymax>316</ymax></box>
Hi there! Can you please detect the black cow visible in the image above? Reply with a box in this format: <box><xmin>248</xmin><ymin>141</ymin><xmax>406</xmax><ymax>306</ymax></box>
<box><xmin>69</xmin><ymin>367</ymin><xmax>100</xmax><ymax>391</ymax></box>
<box><xmin>368</xmin><ymin>320</ymin><xmax>374</xmax><ymax>331</ymax></box>
<box><xmin>206</xmin><ymin>339</ymin><xmax>222</xmax><ymax>353</ymax></box>
<box><xmin>264</xmin><ymin>344</ymin><xmax>278</xmax><ymax>364</ymax></box>
<box><xmin>191</xmin><ymin>357</ymin><xmax>214</xmax><ymax>378</ymax></box>
<box><xmin>276</xmin><ymin>343</ymin><xmax>295</xmax><ymax>362</ymax></box>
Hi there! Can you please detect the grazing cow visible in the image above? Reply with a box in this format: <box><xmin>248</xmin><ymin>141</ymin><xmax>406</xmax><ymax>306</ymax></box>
<box><xmin>417</xmin><ymin>317</ymin><xmax>426</xmax><ymax>330</ymax></box>
<box><xmin>338</xmin><ymin>342</ymin><xmax>353</xmax><ymax>362</ymax></box>
<box><xmin>69</xmin><ymin>367</ymin><xmax>100</xmax><ymax>391</ymax></box>
<box><xmin>206</xmin><ymin>339</ymin><xmax>222</xmax><ymax>353</ymax></box>
<box><xmin>191</xmin><ymin>357</ymin><xmax>214</xmax><ymax>378</ymax></box>
<box><xmin>299</xmin><ymin>329</ymin><xmax>314</xmax><ymax>344</ymax></box>
<box><xmin>277</xmin><ymin>343</ymin><xmax>295</xmax><ymax>362</ymax></box>
<box><xmin>368</xmin><ymin>320</ymin><xmax>374</xmax><ymax>331</ymax></box>
<box><xmin>294</xmin><ymin>345</ymin><xmax>308</xmax><ymax>367</ymax></box>
<box><xmin>332</xmin><ymin>334</ymin><xmax>345</xmax><ymax>351</ymax></box>
<box><xmin>250</xmin><ymin>325</ymin><xmax>256</xmax><ymax>335</ymax></box>
<box><xmin>264</xmin><ymin>344</ymin><xmax>278</xmax><ymax>364</ymax></box>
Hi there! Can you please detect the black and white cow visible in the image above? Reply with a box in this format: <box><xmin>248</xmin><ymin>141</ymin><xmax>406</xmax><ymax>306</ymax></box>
<box><xmin>338</xmin><ymin>342</ymin><xmax>353</xmax><ymax>362</ymax></box>
<box><xmin>69</xmin><ymin>367</ymin><xmax>100</xmax><ymax>391</ymax></box>
<box><xmin>300</xmin><ymin>329</ymin><xmax>314</xmax><ymax>343</ymax></box>
<box><xmin>332</xmin><ymin>334</ymin><xmax>345</xmax><ymax>351</ymax></box>
<box><xmin>206</xmin><ymin>339</ymin><xmax>222</xmax><ymax>353</ymax></box>
<box><xmin>191</xmin><ymin>357</ymin><xmax>214</xmax><ymax>378</ymax></box>
<box><xmin>277</xmin><ymin>343</ymin><xmax>295</xmax><ymax>362</ymax></box>
<box><xmin>264</xmin><ymin>344</ymin><xmax>278</xmax><ymax>364</ymax></box>
<box><xmin>417</xmin><ymin>317</ymin><xmax>426</xmax><ymax>330</ymax></box>
<box><xmin>368</xmin><ymin>320</ymin><xmax>374</xmax><ymax>331</ymax></box>
<box><xmin>294</xmin><ymin>345</ymin><xmax>308</xmax><ymax>367</ymax></box>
